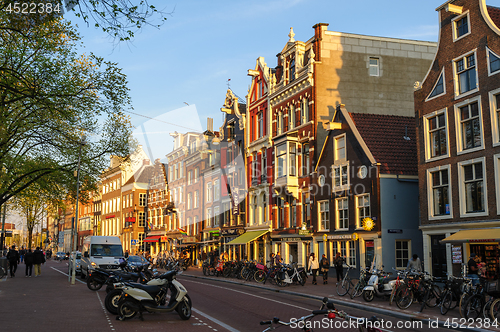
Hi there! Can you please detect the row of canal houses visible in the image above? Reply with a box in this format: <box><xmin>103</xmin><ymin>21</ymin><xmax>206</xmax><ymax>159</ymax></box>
<box><xmin>53</xmin><ymin>0</ymin><xmax>500</xmax><ymax>279</ymax></box>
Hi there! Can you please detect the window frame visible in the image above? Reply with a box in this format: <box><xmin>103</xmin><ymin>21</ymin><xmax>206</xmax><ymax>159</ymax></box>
<box><xmin>494</xmin><ymin>154</ymin><xmax>500</xmax><ymax>215</ymax></box>
<box><xmin>426</xmin><ymin>164</ymin><xmax>453</xmax><ymax>220</ymax></box>
<box><xmin>423</xmin><ymin>108</ymin><xmax>449</xmax><ymax>162</ymax></box>
<box><xmin>334</xmin><ymin>134</ymin><xmax>346</xmax><ymax>162</ymax></box>
<box><xmin>489</xmin><ymin>88</ymin><xmax>500</xmax><ymax>147</ymax></box>
<box><xmin>454</xmin><ymin>96</ymin><xmax>484</xmax><ymax>155</ymax></box>
<box><xmin>452</xmin><ymin>49</ymin><xmax>478</xmax><ymax>99</ymax></box>
<box><xmin>487</xmin><ymin>47</ymin><xmax>500</xmax><ymax>76</ymax></box>
<box><xmin>369</xmin><ymin>57</ymin><xmax>380</xmax><ymax>77</ymax></box>
<box><xmin>426</xmin><ymin>68</ymin><xmax>446</xmax><ymax>101</ymax></box>
<box><xmin>452</xmin><ymin>11</ymin><xmax>471</xmax><ymax>42</ymax></box>
<box><xmin>457</xmin><ymin>157</ymin><xmax>488</xmax><ymax>217</ymax></box>
<box><xmin>395</xmin><ymin>240</ymin><xmax>411</xmax><ymax>270</ymax></box>
<box><xmin>332</xmin><ymin>163</ymin><xmax>350</xmax><ymax>192</ymax></box>
<box><xmin>318</xmin><ymin>200</ymin><xmax>330</xmax><ymax>231</ymax></box>
<box><xmin>335</xmin><ymin>197</ymin><xmax>349</xmax><ymax>231</ymax></box>
<box><xmin>355</xmin><ymin>194</ymin><xmax>370</xmax><ymax>229</ymax></box>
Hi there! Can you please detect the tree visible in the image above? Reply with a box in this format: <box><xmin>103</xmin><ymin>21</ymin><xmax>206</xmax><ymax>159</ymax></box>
<box><xmin>0</xmin><ymin>10</ymin><xmax>134</xmax><ymax>209</ymax></box>
<box><xmin>0</xmin><ymin>0</ymin><xmax>170</xmax><ymax>42</ymax></box>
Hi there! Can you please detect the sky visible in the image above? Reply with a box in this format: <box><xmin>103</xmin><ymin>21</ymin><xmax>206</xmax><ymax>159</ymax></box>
<box><xmin>62</xmin><ymin>0</ymin><xmax>464</xmax><ymax>162</ymax></box>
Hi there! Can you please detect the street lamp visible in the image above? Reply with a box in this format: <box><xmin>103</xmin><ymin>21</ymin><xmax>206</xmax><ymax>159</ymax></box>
<box><xmin>70</xmin><ymin>134</ymin><xmax>86</xmax><ymax>284</ymax></box>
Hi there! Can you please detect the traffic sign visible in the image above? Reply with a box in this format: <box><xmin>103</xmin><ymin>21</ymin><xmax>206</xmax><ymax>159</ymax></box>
<box><xmin>131</xmin><ymin>239</ymin><xmax>138</xmax><ymax>246</ymax></box>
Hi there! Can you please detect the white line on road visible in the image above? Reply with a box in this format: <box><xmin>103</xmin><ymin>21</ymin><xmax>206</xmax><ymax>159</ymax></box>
<box><xmin>192</xmin><ymin>307</ymin><xmax>240</xmax><ymax>332</ymax></box>
<box><xmin>50</xmin><ymin>266</ymin><xmax>86</xmax><ymax>284</ymax></box>
<box><xmin>184</xmin><ymin>279</ymin><xmax>311</xmax><ymax>311</ymax></box>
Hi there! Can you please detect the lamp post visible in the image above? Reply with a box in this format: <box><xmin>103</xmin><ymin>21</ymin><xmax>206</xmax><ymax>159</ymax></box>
<box><xmin>70</xmin><ymin>134</ymin><xmax>86</xmax><ymax>284</ymax></box>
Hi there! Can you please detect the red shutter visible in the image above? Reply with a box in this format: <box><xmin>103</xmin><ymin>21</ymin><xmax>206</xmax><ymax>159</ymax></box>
<box><xmin>221</xmin><ymin>175</ymin><xmax>228</xmax><ymax>197</ymax></box>
<box><xmin>221</xmin><ymin>148</ymin><xmax>227</xmax><ymax>167</ymax></box>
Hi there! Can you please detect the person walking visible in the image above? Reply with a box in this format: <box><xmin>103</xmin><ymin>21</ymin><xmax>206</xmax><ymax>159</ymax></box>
<box><xmin>320</xmin><ymin>254</ymin><xmax>329</xmax><ymax>284</ymax></box>
<box><xmin>6</xmin><ymin>245</ymin><xmax>20</xmax><ymax>277</ymax></box>
<box><xmin>24</xmin><ymin>249</ymin><xmax>34</xmax><ymax>277</ymax></box>
<box><xmin>334</xmin><ymin>252</ymin><xmax>345</xmax><ymax>283</ymax></box>
<box><xmin>19</xmin><ymin>247</ymin><xmax>26</xmax><ymax>264</ymax></box>
<box><xmin>308</xmin><ymin>253</ymin><xmax>319</xmax><ymax>285</ymax></box>
<box><xmin>33</xmin><ymin>247</ymin><xmax>45</xmax><ymax>277</ymax></box>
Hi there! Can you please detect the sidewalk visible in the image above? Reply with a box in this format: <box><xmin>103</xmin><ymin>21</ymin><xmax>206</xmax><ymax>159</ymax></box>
<box><xmin>178</xmin><ymin>266</ymin><xmax>492</xmax><ymax>332</ymax></box>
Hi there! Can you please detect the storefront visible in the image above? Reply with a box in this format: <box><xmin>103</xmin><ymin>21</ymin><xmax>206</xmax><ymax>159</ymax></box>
<box><xmin>202</xmin><ymin>228</ymin><xmax>221</xmax><ymax>255</ymax></box>
<box><xmin>271</xmin><ymin>233</ymin><xmax>312</xmax><ymax>268</ymax></box>
<box><xmin>441</xmin><ymin>229</ymin><xmax>500</xmax><ymax>279</ymax></box>
<box><xmin>227</xmin><ymin>229</ymin><xmax>269</xmax><ymax>262</ymax></box>
<box><xmin>221</xmin><ymin>228</ymin><xmax>245</xmax><ymax>261</ymax></box>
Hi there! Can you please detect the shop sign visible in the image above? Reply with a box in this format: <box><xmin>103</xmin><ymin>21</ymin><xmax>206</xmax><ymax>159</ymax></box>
<box><xmin>327</xmin><ymin>233</ymin><xmax>358</xmax><ymax>240</ymax></box>
<box><xmin>298</xmin><ymin>229</ymin><xmax>312</xmax><ymax>236</ymax></box>
<box><xmin>468</xmin><ymin>239</ymin><xmax>495</xmax><ymax>242</ymax></box>
<box><xmin>183</xmin><ymin>236</ymin><xmax>197</xmax><ymax>243</ymax></box>
<box><xmin>105</xmin><ymin>215</ymin><xmax>115</xmax><ymax>219</ymax></box>
<box><xmin>232</xmin><ymin>190</ymin><xmax>240</xmax><ymax>215</ymax></box>
<box><xmin>323</xmin><ymin>234</ymin><xmax>328</xmax><ymax>241</ymax></box>
<box><xmin>160</xmin><ymin>236</ymin><xmax>168</xmax><ymax>242</ymax></box>
<box><xmin>452</xmin><ymin>245</ymin><xmax>462</xmax><ymax>264</ymax></box>
<box><xmin>362</xmin><ymin>217</ymin><xmax>375</xmax><ymax>231</ymax></box>
<box><xmin>221</xmin><ymin>229</ymin><xmax>244</xmax><ymax>236</ymax></box>
<box><xmin>209</xmin><ymin>231</ymin><xmax>220</xmax><ymax>237</ymax></box>
<box><xmin>388</xmin><ymin>229</ymin><xmax>403</xmax><ymax>234</ymax></box>
<box><xmin>283</xmin><ymin>237</ymin><xmax>303</xmax><ymax>242</ymax></box>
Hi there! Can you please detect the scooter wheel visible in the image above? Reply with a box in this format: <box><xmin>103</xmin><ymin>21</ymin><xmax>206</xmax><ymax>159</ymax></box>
<box><xmin>87</xmin><ymin>275</ymin><xmax>103</xmax><ymax>291</ymax></box>
<box><xmin>363</xmin><ymin>290</ymin><xmax>375</xmax><ymax>302</ymax></box>
<box><xmin>118</xmin><ymin>301</ymin><xmax>137</xmax><ymax>320</ymax></box>
<box><xmin>105</xmin><ymin>289</ymin><xmax>122</xmax><ymax>315</ymax></box>
<box><xmin>176</xmin><ymin>298</ymin><xmax>192</xmax><ymax>320</ymax></box>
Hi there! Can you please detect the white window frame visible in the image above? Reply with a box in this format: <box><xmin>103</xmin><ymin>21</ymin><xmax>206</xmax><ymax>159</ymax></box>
<box><xmin>457</xmin><ymin>157</ymin><xmax>488</xmax><ymax>218</ymax></box>
<box><xmin>489</xmin><ymin>88</ymin><xmax>500</xmax><ymax>146</ymax></box>
<box><xmin>487</xmin><ymin>47</ymin><xmax>500</xmax><ymax>77</ymax></box>
<box><xmin>426</xmin><ymin>164</ymin><xmax>453</xmax><ymax>220</ymax></box>
<box><xmin>369</xmin><ymin>57</ymin><xmax>379</xmax><ymax>77</ymax></box>
<box><xmin>423</xmin><ymin>108</ymin><xmax>450</xmax><ymax>162</ymax></box>
<box><xmin>194</xmin><ymin>190</ymin><xmax>199</xmax><ymax>208</ymax></box>
<box><xmin>187</xmin><ymin>193</ymin><xmax>192</xmax><ymax>210</ymax></box>
<box><xmin>395</xmin><ymin>240</ymin><xmax>411</xmax><ymax>269</ymax></box>
<box><xmin>494</xmin><ymin>154</ymin><xmax>500</xmax><ymax>215</ymax></box>
<box><xmin>301</xmin><ymin>98</ymin><xmax>309</xmax><ymax>124</ymax></box>
<box><xmin>426</xmin><ymin>68</ymin><xmax>446</xmax><ymax>101</ymax></box>
<box><xmin>452</xmin><ymin>11</ymin><xmax>471</xmax><ymax>42</ymax></box>
<box><xmin>452</xmin><ymin>49</ymin><xmax>478</xmax><ymax>99</ymax></box>
<box><xmin>334</xmin><ymin>134</ymin><xmax>346</xmax><ymax>161</ymax></box>
<box><xmin>355</xmin><ymin>194</ymin><xmax>370</xmax><ymax>229</ymax></box>
<box><xmin>454</xmin><ymin>96</ymin><xmax>484</xmax><ymax>155</ymax></box>
<box><xmin>289</xmin><ymin>104</ymin><xmax>295</xmax><ymax>130</ymax></box>
<box><xmin>318</xmin><ymin>200</ymin><xmax>329</xmax><ymax>231</ymax></box>
<box><xmin>332</xmin><ymin>163</ymin><xmax>350</xmax><ymax>192</ymax></box>
<box><xmin>336</xmin><ymin>197</ymin><xmax>348</xmax><ymax>230</ymax></box>
<box><xmin>348</xmin><ymin>240</ymin><xmax>356</xmax><ymax>266</ymax></box>
<box><xmin>214</xmin><ymin>179</ymin><xmax>220</xmax><ymax>201</ymax></box>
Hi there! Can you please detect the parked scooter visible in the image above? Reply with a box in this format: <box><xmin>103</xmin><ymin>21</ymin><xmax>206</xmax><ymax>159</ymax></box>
<box><xmin>116</xmin><ymin>270</ymin><xmax>192</xmax><ymax>321</ymax></box>
<box><xmin>87</xmin><ymin>261</ymin><xmax>151</xmax><ymax>292</ymax></box>
<box><xmin>362</xmin><ymin>267</ymin><xmax>397</xmax><ymax>302</ymax></box>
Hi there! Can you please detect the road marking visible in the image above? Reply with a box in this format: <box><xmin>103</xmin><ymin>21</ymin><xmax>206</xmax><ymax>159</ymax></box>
<box><xmin>50</xmin><ymin>267</ymin><xmax>86</xmax><ymax>284</ymax></box>
<box><xmin>184</xmin><ymin>279</ymin><xmax>311</xmax><ymax>311</ymax></box>
<box><xmin>192</xmin><ymin>308</ymin><xmax>240</xmax><ymax>332</ymax></box>
<box><xmin>96</xmin><ymin>291</ymin><xmax>116</xmax><ymax>331</ymax></box>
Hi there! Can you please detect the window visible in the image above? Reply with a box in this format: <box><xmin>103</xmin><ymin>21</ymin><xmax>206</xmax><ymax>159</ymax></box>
<box><xmin>395</xmin><ymin>240</ymin><xmax>410</xmax><ymax>269</ymax></box>
<box><xmin>318</xmin><ymin>200</ymin><xmax>329</xmax><ymax>231</ymax></box>
<box><xmin>490</xmin><ymin>90</ymin><xmax>500</xmax><ymax>145</ymax></box>
<box><xmin>348</xmin><ymin>241</ymin><xmax>356</xmax><ymax>266</ymax></box>
<box><xmin>425</xmin><ymin>111</ymin><xmax>448</xmax><ymax>159</ymax></box>
<box><xmin>427</xmin><ymin>69</ymin><xmax>445</xmax><ymax>100</ymax></box>
<box><xmin>456</xmin><ymin>99</ymin><xmax>482</xmax><ymax>152</ymax></box>
<box><xmin>214</xmin><ymin>206</ymin><xmax>220</xmax><ymax>228</ymax></box>
<box><xmin>261</xmin><ymin>150</ymin><xmax>267</xmax><ymax>183</ymax></box>
<box><xmin>139</xmin><ymin>193</ymin><xmax>146</xmax><ymax>207</ymax></box>
<box><xmin>187</xmin><ymin>193</ymin><xmax>192</xmax><ymax>210</ymax></box>
<box><xmin>194</xmin><ymin>191</ymin><xmax>199</xmax><ymax>208</ymax></box>
<box><xmin>289</xmin><ymin>105</ymin><xmax>295</xmax><ymax>130</ymax></box>
<box><xmin>258</xmin><ymin>112</ymin><xmax>264</xmax><ymax>138</ymax></box>
<box><xmin>188</xmin><ymin>171</ymin><xmax>192</xmax><ymax>185</ymax></box>
<box><xmin>369</xmin><ymin>57</ymin><xmax>379</xmax><ymax>76</ymax></box>
<box><xmin>356</xmin><ymin>194</ymin><xmax>370</xmax><ymax>228</ymax></box>
<box><xmin>138</xmin><ymin>211</ymin><xmax>145</xmax><ymax>227</ymax></box>
<box><xmin>194</xmin><ymin>168</ymin><xmax>199</xmax><ymax>183</ymax></box>
<box><xmin>430</xmin><ymin>167</ymin><xmax>451</xmax><ymax>217</ymax></box>
<box><xmin>276</xmin><ymin>143</ymin><xmax>287</xmax><ymax>178</ymax></box>
<box><xmin>289</xmin><ymin>143</ymin><xmax>296</xmax><ymax>176</ymax></box>
<box><xmin>206</xmin><ymin>208</ymin><xmax>212</xmax><ymax>228</ymax></box>
<box><xmin>453</xmin><ymin>13</ymin><xmax>470</xmax><ymax>40</ymax></box>
<box><xmin>302</xmin><ymin>192</ymin><xmax>310</xmax><ymax>227</ymax></box>
<box><xmin>333</xmin><ymin>164</ymin><xmax>349</xmax><ymax>190</ymax></box>
<box><xmin>301</xmin><ymin>98</ymin><xmax>309</xmax><ymax>124</ymax></box>
<box><xmin>206</xmin><ymin>183</ymin><xmax>212</xmax><ymax>202</ymax></box>
<box><xmin>227</xmin><ymin>124</ymin><xmax>234</xmax><ymax>141</ymax></box>
<box><xmin>461</xmin><ymin>160</ymin><xmax>485</xmax><ymax>214</ymax></box>
<box><xmin>340</xmin><ymin>242</ymin><xmax>347</xmax><ymax>264</ymax></box>
<box><xmin>289</xmin><ymin>58</ymin><xmax>295</xmax><ymax>82</ymax></box>
<box><xmin>277</xmin><ymin>198</ymin><xmax>284</xmax><ymax>228</ymax></box>
<box><xmin>214</xmin><ymin>180</ymin><xmax>220</xmax><ymax>201</ymax></box>
<box><xmin>454</xmin><ymin>52</ymin><xmax>477</xmax><ymax>96</ymax></box>
<box><xmin>334</xmin><ymin>135</ymin><xmax>346</xmax><ymax>161</ymax></box>
<box><xmin>302</xmin><ymin>144</ymin><xmax>310</xmax><ymax>176</ymax></box>
<box><xmin>336</xmin><ymin>197</ymin><xmax>348</xmax><ymax>230</ymax></box>
<box><xmin>290</xmin><ymin>199</ymin><xmax>296</xmax><ymax>228</ymax></box>
<box><xmin>487</xmin><ymin>48</ymin><xmax>500</xmax><ymax>75</ymax></box>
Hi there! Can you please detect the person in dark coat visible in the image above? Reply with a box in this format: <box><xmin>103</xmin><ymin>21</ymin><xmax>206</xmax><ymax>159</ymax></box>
<box><xmin>24</xmin><ymin>249</ymin><xmax>34</xmax><ymax>277</ymax></box>
<box><xmin>33</xmin><ymin>247</ymin><xmax>45</xmax><ymax>277</ymax></box>
<box><xmin>320</xmin><ymin>254</ymin><xmax>330</xmax><ymax>284</ymax></box>
<box><xmin>6</xmin><ymin>245</ymin><xmax>20</xmax><ymax>277</ymax></box>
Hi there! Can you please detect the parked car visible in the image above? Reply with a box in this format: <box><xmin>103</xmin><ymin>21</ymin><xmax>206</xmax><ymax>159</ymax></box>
<box><xmin>68</xmin><ymin>251</ymin><xmax>82</xmax><ymax>275</ymax></box>
<box><xmin>55</xmin><ymin>252</ymin><xmax>68</xmax><ymax>261</ymax></box>
<box><xmin>126</xmin><ymin>255</ymin><xmax>149</xmax><ymax>269</ymax></box>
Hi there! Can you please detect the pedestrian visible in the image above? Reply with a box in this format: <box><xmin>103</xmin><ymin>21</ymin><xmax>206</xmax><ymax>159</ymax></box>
<box><xmin>275</xmin><ymin>251</ymin><xmax>282</xmax><ymax>266</ymax></box>
<box><xmin>19</xmin><ymin>247</ymin><xmax>26</xmax><ymax>263</ymax></box>
<box><xmin>334</xmin><ymin>252</ymin><xmax>345</xmax><ymax>282</ymax></box>
<box><xmin>320</xmin><ymin>254</ymin><xmax>329</xmax><ymax>284</ymax></box>
<box><xmin>24</xmin><ymin>249</ymin><xmax>34</xmax><ymax>277</ymax></box>
<box><xmin>406</xmin><ymin>254</ymin><xmax>422</xmax><ymax>272</ymax></box>
<box><xmin>468</xmin><ymin>253</ymin><xmax>480</xmax><ymax>286</ymax></box>
<box><xmin>308</xmin><ymin>252</ymin><xmax>319</xmax><ymax>285</ymax></box>
<box><xmin>6</xmin><ymin>245</ymin><xmax>20</xmax><ymax>277</ymax></box>
<box><xmin>269</xmin><ymin>253</ymin><xmax>275</xmax><ymax>268</ymax></box>
<box><xmin>33</xmin><ymin>246</ymin><xmax>46</xmax><ymax>277</ymax></box>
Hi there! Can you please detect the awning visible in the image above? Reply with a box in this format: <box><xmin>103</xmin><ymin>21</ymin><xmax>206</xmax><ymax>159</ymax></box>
<box><xmin>227</xmin><ymin>230</ymin><xmax>269</xmax><ymax>245</ymax></box>
<box><xmin>441</xmin><ymin>229</ymin><xmax>500</xmax><ymax>244</ymax></box>
<box><xmin>143</xmin><ymin>235</ymin><xmax>161</xmax><ymax>243</ymax></box>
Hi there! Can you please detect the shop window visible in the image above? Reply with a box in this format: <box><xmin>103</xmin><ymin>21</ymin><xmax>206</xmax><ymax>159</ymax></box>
<box><xmin>348</xmin><ymin>241</ymin><xmax>356</xmax><ymax>266</ymax></box>
<box><xmin>453</xmin><ymin>12</ymin><xmax>470</xmax><ymax>41</ymax></box>
<box><xmin>454</xmin><ymin>51</ymin><xmax>477</xmax><ymax>97</ymax></box>
<box><xmin>395</xmin><ymin>240</ymin><xmax>410</xmax><ymax>269</ymax></box>
<box><xmin>424</xmin><ymin>110</ymin><xmax>448</xmax><ymax>161</ymax></box>
<box><xmin>427</xmin><ymin>69</ymin><xmax>445</xmax><ymax>100</ymax></box>
<box><xmin>458</xmin><ymin>158</ymin><xmax>487</xmax><ymax>217</ymax></box>
<box><xmin>427</xmin><ymin>166</ymin><xmax>452</xmax><ymax>219</ymax></box>
<box><xmin>455</xmin><ymin>97</ymin><xmax>483</xmax><ymax>154</ymax></box>
<box><xmin>356</xmin><ymin>194</ymin><xmax>370</xmax><ymax>229</ymax></box>
<box><xmin>318</xmin><ymin>200</ymin><xmax>329</xmax><ymax>231</ymax></box>
<box><xmin>340</xmin><ymin>241</ymin><xmax>347</xmax><ymax>264</ymax></box>
<box><xmin>336</xmin><ymin>197</ymin><xmax>348</xmax><ymax>230</ymax></box>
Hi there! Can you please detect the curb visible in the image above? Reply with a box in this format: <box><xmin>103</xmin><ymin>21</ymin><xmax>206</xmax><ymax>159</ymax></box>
<box><xmin>180</xmin><ymin>272</ymin><xmax>492</xmax><ymax>332</ymax></box>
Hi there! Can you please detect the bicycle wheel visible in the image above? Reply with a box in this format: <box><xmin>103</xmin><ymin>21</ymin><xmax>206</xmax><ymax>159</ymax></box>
<box><xmin>0</xmin><ymin>266</ymin><xmax>5</xmax><ymax>278</ymax></box>
<box><xmin>395</xmin><ymin>285</ymin><xmax>414</xmax><ymax>310</ymax></box>
<box><xmin>389</xmin><ymin>284</ymin><xmax>400</xmax><ymax>305</ymax></box>
<box><xmin>489</xmin><ymin>298</ymin><xmax>500</xmax><ymax>321</ymax></box>
<box><xmin>351</xmin><ymin>280</ymin><xmax>364</xmax><ymax>299</ymax></box>
<box><xmin>458</xmin><ymin>293</ymin><xmax>470</xmax><ymax>318</ymax></box>
<box><xmin>425</xmin><ymin>285</ymin><xmax>441</xmax><ymax>308</ymax></box>
<box><xmin>463</xmin><ymin>295</ymin><xmax>484</xmax><ymax>320</ymax></box>
<box><xmin>336</xmin><ymin>277</ymin><xmax>350</xmax><ymax>296</ymax></box>
<box><xmin>254</xmin><ymin>270</ymin><xmax>266</xmax><ymax>283</ymax></box>
<box><xmin>202</xmin><ymin>265</ymin><xmax>208</xmax><ymax>276</ymax></box>
<box><xmin>440</xmin><ymin>291</ymin><xmax>453</xmax><ymax>315</ymax></box>
<box><xmin>483</xmin><ymin>298</ymin><xmax>494</xmax><ymax>320</ymax></box>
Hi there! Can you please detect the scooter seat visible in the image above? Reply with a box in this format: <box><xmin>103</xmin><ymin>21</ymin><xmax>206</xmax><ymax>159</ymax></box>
<box><xmin>382</xmin><ymin>276</ymin><xmax>397</xmax><ymax>284</ymax></box>
<box><xmin>128</xmin><ymin>283</ymin><xmax>163</xmax><ymax>294</ymax></box>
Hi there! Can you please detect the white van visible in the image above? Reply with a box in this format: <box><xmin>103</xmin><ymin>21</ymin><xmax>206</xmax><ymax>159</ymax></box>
<box><xmin>80</xmin><ymin>236</ymin><xmax>124</xmax><ymax>278</ymax></box>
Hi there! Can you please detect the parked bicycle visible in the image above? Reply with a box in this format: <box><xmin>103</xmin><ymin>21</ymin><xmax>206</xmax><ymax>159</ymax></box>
<box><xmin>336</xmin><ymin>264</ymin><xmax>355</xmax><ymax>296</ymax></box>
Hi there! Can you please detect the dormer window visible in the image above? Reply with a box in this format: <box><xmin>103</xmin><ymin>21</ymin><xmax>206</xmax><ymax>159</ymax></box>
<box><xmin>453</xmin><ymin>12</ymin><xmax>470</xmax><ymax>41</ymax></box>
<box><xmin>427</xmin><ymin>69</ymin><xmax>446</xmax><ymax>100</ymax></box>
<box><xmin>289</xmin><ymin>59</ymin><xmax>295</xmax><ymax>82</ymax></box>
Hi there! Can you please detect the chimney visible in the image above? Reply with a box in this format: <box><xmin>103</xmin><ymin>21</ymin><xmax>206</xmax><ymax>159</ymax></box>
<box><xmin>207</xmin><ymin>118</ymin><xmax>213</xmax><ymax>132</ymax></box>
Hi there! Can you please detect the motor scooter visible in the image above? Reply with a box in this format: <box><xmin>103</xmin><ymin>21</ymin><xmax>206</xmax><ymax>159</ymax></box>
<box><xmin>116</xmin><ymin>270</ymin><xmax>192</xmax><ymax>321</ymax></box>
<box><xmin>362</xmin><ymin>268</ymin><xmax>397</xmax><ymax>302</ymax></box>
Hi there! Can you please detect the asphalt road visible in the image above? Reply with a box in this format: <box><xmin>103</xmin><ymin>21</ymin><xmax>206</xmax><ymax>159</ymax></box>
<box><xmin>0</xmin><ymin>260</ymin><xmax>489</xmax><ymax>332</ymax></box>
